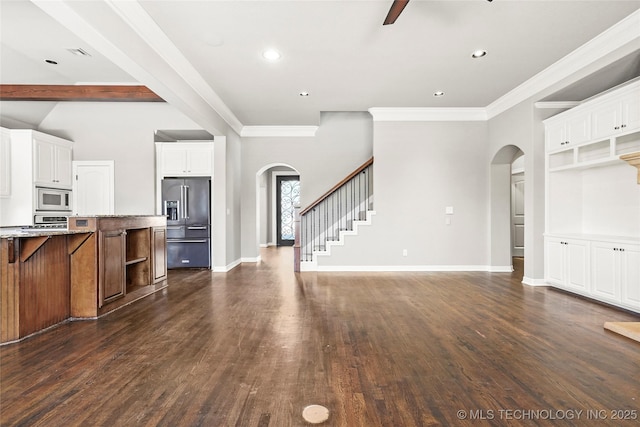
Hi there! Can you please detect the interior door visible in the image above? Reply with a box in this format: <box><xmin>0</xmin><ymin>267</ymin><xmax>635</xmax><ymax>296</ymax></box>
<box><xmin>276</xmin><ymin>175</ymin><xmax>300</xmax><ymax>246</ymax></box>
<box><xmin>511</xmin><ymin>172</ymin><xmax>525</xmax><ymax>257</ymax></box>
<box><xmin>72</xmin><ymin>161</ymin><xmax>115</xmax><ymax>215</ymax></box>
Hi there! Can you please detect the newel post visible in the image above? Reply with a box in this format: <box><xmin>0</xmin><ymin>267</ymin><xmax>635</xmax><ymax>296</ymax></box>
<box><xmin>293</xmin><ymin>205</ymin><xmax>301</xmax><ymax>272</ymax></box>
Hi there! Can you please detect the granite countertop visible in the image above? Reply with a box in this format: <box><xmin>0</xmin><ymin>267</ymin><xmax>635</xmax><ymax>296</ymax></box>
<box><xmin>0</xmin><ymin>228</ymin><xmax>91</xmax><ymax>239</ymax></box>
<box><xmin>68</xmin><ymin>215</ymin><xmax>165</xmax><ymax>218</ymax></box>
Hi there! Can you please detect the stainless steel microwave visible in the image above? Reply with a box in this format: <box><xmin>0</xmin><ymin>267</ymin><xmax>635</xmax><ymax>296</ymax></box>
<box><xmin>36</xmin><ymin>186</ymin><xmax>71</xmax><ymax>212</ymax></box>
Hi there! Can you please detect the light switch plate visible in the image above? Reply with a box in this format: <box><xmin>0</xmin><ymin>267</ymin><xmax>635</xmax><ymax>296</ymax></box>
<box><xmin>445</xmin><ymin>206</ymin><xmax>454</xmax><ymax>215</ymax></box>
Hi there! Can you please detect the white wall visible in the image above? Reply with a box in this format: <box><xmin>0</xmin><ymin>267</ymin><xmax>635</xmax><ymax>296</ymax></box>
<box><xmin>38</xmin><ymin>102</ymin><xmax>201</xmax><ymax>214</ymax></box>
<box><xmin>241</xmin><ymin>111</ymin><xmax>373</xmax><ymax>260</ymax></box>
<box><xmin>317</xmin><ymin>120</ymin><xmax>490</xmax><ymax>268</ymax></box>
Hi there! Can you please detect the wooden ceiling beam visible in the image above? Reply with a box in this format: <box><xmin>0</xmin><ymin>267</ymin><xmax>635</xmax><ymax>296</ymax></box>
<box><xmin>0</xmin><ymin>84</ymin><xmax>164</xmax><ymax>102</ymax></box>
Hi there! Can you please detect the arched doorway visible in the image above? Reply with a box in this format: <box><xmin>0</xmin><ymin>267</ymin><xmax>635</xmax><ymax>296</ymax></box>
<box><xmin>255</xmin><ymin>163</ymin><xmax>300</xmax><ymax>255</ymax></box>
<box><xmin>491</xmin><ymin>145</ymin><xmax>525</xmax><ymax>275</ymax></box>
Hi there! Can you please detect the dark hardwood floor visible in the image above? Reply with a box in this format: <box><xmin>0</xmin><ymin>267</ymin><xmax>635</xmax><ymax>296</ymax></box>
<box><xmin>1</xmin><ymin>249</ymin><xmax>638</xmax><ymax>426</ymax></box>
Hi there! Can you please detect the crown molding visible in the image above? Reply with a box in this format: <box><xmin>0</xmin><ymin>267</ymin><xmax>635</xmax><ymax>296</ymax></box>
<box><xmin>368</xmin><ymin>107</ymin><xmax>487</xmax><ymax>122</ymax></box>
<box><xmin>486</xmin><ymin>9</ymin><xmax>640</xmax><ymax>119</ymax></box>
<box><xmin>241</xmin><ymin>126</ymin><xmax>318</xmax><ymax>137</ymax></box>
<box><xmin>533</xmin><ymin>101</ymin><xmax>581</xmax><ymax>109</ymax></box>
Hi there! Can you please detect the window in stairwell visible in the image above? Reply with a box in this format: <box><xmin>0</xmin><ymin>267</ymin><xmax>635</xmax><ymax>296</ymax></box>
<box><xmin>277</xmin><ymin>175</ymin><xmax>300</xmax><ymax>246</ymax></box>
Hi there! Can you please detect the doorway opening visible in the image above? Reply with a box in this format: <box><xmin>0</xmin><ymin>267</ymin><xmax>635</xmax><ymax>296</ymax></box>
<box><xmin>491</xmin><ymin>145</ymin><xmax>525</xmax><ymax>277</ymax></box>
<box><xmin>276</xmin><ymin>175</ymin><xmax>300</xmax><ymax>246</ymax></box>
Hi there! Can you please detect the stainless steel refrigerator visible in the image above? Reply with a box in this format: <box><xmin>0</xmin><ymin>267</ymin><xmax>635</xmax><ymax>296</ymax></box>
<box><xmin>161</xmin><ymin>177</ymin><xmax>211</xmax><ymax>268</ymax></box>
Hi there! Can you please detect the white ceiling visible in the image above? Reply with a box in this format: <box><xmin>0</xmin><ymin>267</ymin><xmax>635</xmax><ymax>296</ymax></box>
<box><xmin>1</xmin><ymin>0</ymin><xmax>640</xmax><ymax>134</ymax></box>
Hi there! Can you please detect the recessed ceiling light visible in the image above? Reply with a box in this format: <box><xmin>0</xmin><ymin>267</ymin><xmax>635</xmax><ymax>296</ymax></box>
<box><xmin>434</xmin><ymin>91</ymin><xmax>445</xmax><ymax>97</ymax></box>
<box><xmin>299</xmin><ymin>91</ymin><xmax>309</xmax><ymax>97</ymax></box>
<box><xmin>471</xmin><ymin>49</ymin><xmax>488</xmax><ymax>58</ymax></box>
<box><xmin>44</xmin><ymin>59</ymin><xmax>58</xmax><ymax>65</ymax></box>
<box><xmin>262</xmin><ymin>49</ymin><xmax>281</xmax><ymax>61</ymax></box>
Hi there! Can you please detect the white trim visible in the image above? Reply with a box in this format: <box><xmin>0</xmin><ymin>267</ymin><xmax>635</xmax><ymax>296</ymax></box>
<box><xmin>259</xmin><ymin>244</ymin><xmax>268</xmax><ymax>248</ymax></box>
<box><xmin>213</xmin><ymin>258</ymin><xmax>241</xmax><ymax>272</ymax></box>
<box><xmin>489</xmin><ymin>265</ymin><xmax>514</xmax><ymax>273</ymax></box>
<box><xmin>368</xmin><ymin>107</ymin><xmax>487</xmax><ymax>122</ymax></box>
<box><xmin>511</xmin><ymin>167</ymin><xmax>525</xmax><ymax>175</ymax></box>
<box><xmin>241</xmin><ymin>126</ymin><xmax>318</xmax><ymax>137</ymax></box>
<box><xmin>241</xmin><ymin>256</ymin><xmax>261</xmax><ymax>263</ymax></box>
<box><xmin>534</xmin><ymin>101</ymin><xmax>581</xmax><ymax>109</ymax></box>
<box><xmin>522</xmin><ymin>277</ymin><xmax>548</xmax><ymax>287</ymax></box>
<box><xmin>487</xmin><ymin>9</ymin><xmax>640</xmax><ymax>119</ymax></box>
<box><xmin>313</xmin><ymin>265</ymin><xmax>495</xmax><ymax>272</ymax></box>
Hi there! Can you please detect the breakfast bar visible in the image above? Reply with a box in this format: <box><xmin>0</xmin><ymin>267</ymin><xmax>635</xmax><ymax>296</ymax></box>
<box><xmin>0</xmin><ymin>215</ymin><xmax>167</xmax><ymax>344</ymax></box>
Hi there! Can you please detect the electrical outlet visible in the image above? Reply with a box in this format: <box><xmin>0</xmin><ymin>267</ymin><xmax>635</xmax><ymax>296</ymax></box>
<box><xmin>402</xmin><ymin>249</ymin><xmax>408</xmax><ymax>256</ymax></box>
<box><xmin>445</xmin><ymin>216</ymin><xmax>451</xmax><ymax>225</ymax></box>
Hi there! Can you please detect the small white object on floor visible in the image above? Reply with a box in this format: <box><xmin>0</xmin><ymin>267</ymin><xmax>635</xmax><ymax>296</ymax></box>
<box><xmin>302</xmin><ymin>404</ymin><xmax>330</xmax><ymax>424</ymax></box>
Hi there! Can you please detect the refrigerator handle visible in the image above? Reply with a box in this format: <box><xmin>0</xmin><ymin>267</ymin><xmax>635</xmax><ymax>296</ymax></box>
<box><xmin>184</xmin><ymin>185</ymin><xmax>190</xmax><ymax>219</ymax></box>
<box><xmin>180</xmin><ymin>185</ymin><xmax>185</xmax><ymax>220</ymax></box>
<box><xmin>163</xmin><ymin>200</ymin><xmax>167</xmax><ymax>216</ymax></box>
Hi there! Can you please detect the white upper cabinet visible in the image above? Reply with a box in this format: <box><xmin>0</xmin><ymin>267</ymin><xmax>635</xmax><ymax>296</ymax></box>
<box><xmin>157</xmin><ymin>142</ymin><xmax>213</xmax><ymax>177</ymax></box>
<box><xmin>545</xmin><ymin>112</ymin><xmax>590</xmax><ymax>151</ymax></box>
<box><xmin>590</xmin><ymin>83</ymin><xmax>640</xmax><ymax>140</ymax></box>
<box><xmin>32</xmin><ymin>134</ymin><xmax>73</xmax><ymax>188</ymax></box>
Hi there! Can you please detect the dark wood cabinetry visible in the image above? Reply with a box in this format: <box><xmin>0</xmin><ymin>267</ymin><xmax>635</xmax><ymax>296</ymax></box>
<box><xmin>1</xmin><ymin>216</ymin><xmax>167</xmax><ymax>344</ymax></box>
<box><xmin>0</xmin><ymin>235</ymin><xmax>71</xmax><ymax>343</ymax></box>
<box><xmin>68</xmin><ymin>216</ymin><xmax>167</xmax><ymax>318</ymax></box>
<box><xmin>100</xmin><ymin>229</ymin><xmax>126</xmax><ymax>305</ymax></box>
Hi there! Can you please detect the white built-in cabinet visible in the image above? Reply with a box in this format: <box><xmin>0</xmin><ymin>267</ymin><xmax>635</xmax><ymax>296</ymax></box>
<box><xmin>158</xmin><ymin>142</ymin><xmax>213</xmax><ymax>176</ymax></box>
<box><xmin>545</xmin><ymin>237</ymin><xmax>589</xmax><ymax>294</ymax></box>
<box><xmin>544</xmin><ymin>78</ymin><xmax>640</xmax><ymax>313</ymax></box>
<box><xmin>33</xmin><ymin>136</ymin><xmax>73</xmax><ymax>188</ymax></box>
<box><xmin>0</xmin><ymin>128</ymin><xmax>73</xmax><ymax>226</ymax></box>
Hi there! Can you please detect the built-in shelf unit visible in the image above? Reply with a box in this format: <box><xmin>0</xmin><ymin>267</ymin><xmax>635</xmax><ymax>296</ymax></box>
<box><xmin>544</xmin><ymin>78</ymin><xmax>640</xmax><ymax>313</ymax></box>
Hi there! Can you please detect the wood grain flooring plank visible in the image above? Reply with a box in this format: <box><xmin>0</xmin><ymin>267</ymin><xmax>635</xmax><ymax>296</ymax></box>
<box><xmin>1</xmin><ymin>249</ymin><xmax>639</xmax><ymax>426</ymax></box>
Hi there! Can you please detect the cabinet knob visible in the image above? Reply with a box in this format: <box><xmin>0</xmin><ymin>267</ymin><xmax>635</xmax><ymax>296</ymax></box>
<box><xmin>620</xmin><ymin>248</ymin><xmax>625</xmax><ymax>252</ymax></box>
<box><xmin>621</xmin><ymin>124</ymin><xmax>626</xmax><ymax>128</ymax></box>
<box><xmin>614</xmin><ymin>126</ymin><xmax>620</xmax><ymax>130</ymax></box>
<box><xmin>614</xmin><ymin>248</ymin><xmax>618</xmax><ymax>251</ymax></box>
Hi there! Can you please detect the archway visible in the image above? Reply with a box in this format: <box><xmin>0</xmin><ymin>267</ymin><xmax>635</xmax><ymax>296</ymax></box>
<box><xmin>255</xmin><ymin>163</ymin><xmax>300</xmax><ymax>258</ymax></box>
<box><xmin>490</xmin><ymin>145</ymin><xmax>525</xmax><ymax>274</ymax></box>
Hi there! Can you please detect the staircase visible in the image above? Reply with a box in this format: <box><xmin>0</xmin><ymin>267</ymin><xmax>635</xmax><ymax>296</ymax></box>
<box><xmin>296</xmin><ymin>158</ymin><xmax>374</xmax><ymax>271</ymax></box>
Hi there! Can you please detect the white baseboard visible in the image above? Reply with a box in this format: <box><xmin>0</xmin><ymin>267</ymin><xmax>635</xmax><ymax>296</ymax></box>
<box><xmin>489</xmin><ymin>265</ymin><xmax>514</xmax><ymax>273</ymax></box>
<box><xmin>314</xmin><ymin>265</ymin><xmax>494</xmax><ymax>272</ymax></box>
<box><xmin>213</xmin><ymin>258</ymin><xmax>242</xmax><ymax>272</ymax></box>
<box><xmin>522</xmin><ymin>276</ymin><xmax>548</xmax><ymax>286</ymax></box>
<box><xmin>259</xmin><ymin>244</ymin><xmax>268</xmax><ymax>248</ymax></box>
<box><xmin>241</xmin><ymin>256</ymin><xmax>261</xmax><ymax>263</ymax></box>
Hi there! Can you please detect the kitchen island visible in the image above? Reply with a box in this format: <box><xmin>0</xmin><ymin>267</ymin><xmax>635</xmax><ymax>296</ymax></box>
<box><xmin>0</xmin><ymin>215</ymin><xmax>167</xmax><ymax>344</ymax></box>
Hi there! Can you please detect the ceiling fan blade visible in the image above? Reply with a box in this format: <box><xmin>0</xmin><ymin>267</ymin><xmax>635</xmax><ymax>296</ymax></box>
<box><xmin>383</xmin><ymin>0</ymin><xmax>410</xmax><ymax>25</ymax></box>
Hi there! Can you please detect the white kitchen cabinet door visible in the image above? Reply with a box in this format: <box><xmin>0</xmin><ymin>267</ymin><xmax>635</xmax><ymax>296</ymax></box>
<box><xmin>620</xmin><ymin>243</ymin><xmax>640</xmax><ymax>311</ymax></box>
<box><xmin>620</xmin><ymin>91</ymin><xmax>640</xmax><ymax>132</ymax></box>
<box><xmin>545</xmin><ymin>238</ymin><xmax>565</xmax><ymax>287</ymax></box>
<box><xmin>591</xmin><ymin>99</ymin><xmax>621</xmax><ymax>141</ymax></box>
<box><xmin>33</xmin><ymin>137</ymin><xmax>73</xmax><ymax>188</ymax></box>
<box><xmin>185</xmin><ymin>145</ymin><xmax>213</xmax><ymax>175</ymax></box>
<box><xmin>158</xmin><ymin>142</ymin><xmax>213</xmax><ymax>176</ymax></box>
<box><xmin>565</xmin><ymin>114</ymin><xmax>591</xmax><ymax>146</ymax></box>
<box><xmin>546</xmin><ymin>121</ymin><xmax>567</xmax><ymax>152</ymax></box>
<box><xmin>33</xmin><ymin>138</ymin><xmax>56</xmax><ymax>185</ymax></box>
<box><xmin>55</xmin><ymin>143</ymin><xmax>73</xmax><ymax>187</ymax></box>
<box><xmin>591</xmin><ymin>241</ymin><xmax>620</xmax><ymax>303</ymax></box>
<box><xmin>72</xmin><ymin>161</ymin><xmax>115</xmax><ymax>215</ymax></box>
<box><xmin>566</xmin><ymin>240</ymin><xmax>589</xmax><ymax>292</ymax></box>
